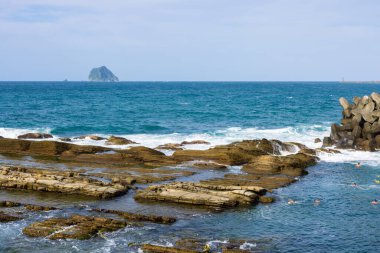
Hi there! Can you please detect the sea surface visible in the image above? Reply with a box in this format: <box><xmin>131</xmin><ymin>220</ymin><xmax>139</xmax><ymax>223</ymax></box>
<box><xmin>0</xmin><ymin>82</ymin><xmax>379</xmax><ymax>252</ymax></box>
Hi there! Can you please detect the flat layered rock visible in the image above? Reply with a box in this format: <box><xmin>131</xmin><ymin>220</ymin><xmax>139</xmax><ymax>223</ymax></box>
<box><xmin>18</xmin><ymin>133</ymin><xmax>53</xmax><ymax>139</ymax></box>
<box><xmin>23</xmin><ymin>215</ymin><xmax>128</xmax><ymax>240</ymax></box>
<box><xmin>106</xmin><ymin>136</ymin><xmax>137</xmax><ymax>145</ymax></box>
<box><xmin>135</xmin><ymin>182</ymin><xmax>263</xmax><ymax>208</ymax></box>
<box><xmin>0</xmin><ymin>211</ymin><xmax>22</xmax><ymax>222</ymax></box>
<box><xmin>0</xmin><ymin>166</ymin><xmax>128</xmax><ymax>199</ymax></box>
<box><xmin>92</xmin><ymin>208</ymin><xmax>176</xmax><ymax>224</ymax></box>
<box><xmin>0</xmin><ymin>200</ymin><xmax>57</xmax><ymax>211</ymax></box>
<box><xmin>173</xmin><ymin>139</ymin><xmax>291</xmax><ymax>165</ymax></box>
<box><xmin>142</xmin><ymin>244</ymin><xmax>200</xmax><ymax>253</ymax></box>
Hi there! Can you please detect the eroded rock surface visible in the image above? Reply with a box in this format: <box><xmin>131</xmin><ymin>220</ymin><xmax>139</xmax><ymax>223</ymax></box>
<box><xmin>92</xmin><ymin>208</ymin><xmax>176</xmax><ymax>224</ymax></box>
<box><xmin>135</xmin><ymin>182</ymin><xmax>265</xmax><ymax>208</ymax></box>
<box><xmin>17</xmin><ymin>133</ymin><xmax>53</xmax><ymax>139</ymax></box>
<box><xmin>106</xmin><ymin>136</ymin><xmax>137</xmax><ymax>145</ymax></box>
<box><xmin>0</xmin><ymin>166</ymin><xmax>128</xmax><ymax>198</ymax></box>
<box><xmin>23</xmin><ymin>215</ymin><xmax>128</xmax><ymax>240</ymax></box>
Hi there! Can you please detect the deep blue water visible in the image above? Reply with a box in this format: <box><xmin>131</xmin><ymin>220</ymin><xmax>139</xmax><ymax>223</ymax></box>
<box><xmin>1</xmin><ymin>81</ymin><xmax>378</xmax><ymax>136</ymax></box>
<box><xmin>0</xmin><ymin>82</ymin><xmax>380</xmax><ymax>253</ymax></box>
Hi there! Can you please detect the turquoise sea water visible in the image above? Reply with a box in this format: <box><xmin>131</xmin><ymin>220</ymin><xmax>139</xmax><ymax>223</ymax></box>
<box><xmin>0</xmin><ymin>82</ymin><xmax>379</xmax><ymax>252</ymax></box>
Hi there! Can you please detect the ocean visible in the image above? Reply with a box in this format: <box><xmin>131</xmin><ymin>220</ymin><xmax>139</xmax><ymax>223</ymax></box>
<box><xmin>0</xmin><ymin>81</ymin><xmax>379</xmax><ymax>252</ymax></box>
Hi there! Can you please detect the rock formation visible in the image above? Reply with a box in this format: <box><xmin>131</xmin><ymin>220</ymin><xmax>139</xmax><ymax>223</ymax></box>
<box><xmin>105</xmin><ymin>135</ymin><xmax>137</xmax><ymax>145</ymax></box>
<box><xmin>135</xmin><ymin>182</ymin><xmax>265</xmax><ymax>208</ymax></box>
<box><xmin>324</xmin><ymin>92</ymin><xmax>380</xmax><ymax>151</ymax></box>
<box><xmin>23</xmin><ymin>215</ymin><xmax>128</xmax><ymax>240</ymax></box>
<box><xmin>88</xmin><ymin>66</ymin><xmax>119</xmax><ymax>82</ymax></box>
<box><xmin>18</xmin><ymin>133</ymin><xmax>53</xmax><ymax>139</ymax></box>
<box><xmin>0</xmin><ymin>166</ymin><xmax>128</xmax><ymax>198</ymax></box>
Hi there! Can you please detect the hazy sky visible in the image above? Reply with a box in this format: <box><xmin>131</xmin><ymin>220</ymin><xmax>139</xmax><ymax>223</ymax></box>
<box><xmin>1</xmin><ymin>0</ymin><xmax>379</xmax><ymax>81</ymax></box>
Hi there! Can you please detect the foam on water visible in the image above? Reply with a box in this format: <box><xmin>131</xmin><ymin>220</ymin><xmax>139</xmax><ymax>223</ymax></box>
<box><xmin>0</xmin><ymin>124</ymin><xmax>331</xmax><ymax>149</ymax></box>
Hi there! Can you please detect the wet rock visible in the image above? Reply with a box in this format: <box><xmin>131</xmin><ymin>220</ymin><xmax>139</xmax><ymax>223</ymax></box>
<box><xmin>135</xmin><ymin>182</ymin><xmax>264</xmax><ymax>208</ymax></box>
<box><xmin>23</xmin><ymin>215</ymin><xmax>128</xmax><ymax>240</ymax></box>
<box><xmin>142</xmin><ymin>244</ymin><xmax>200</xmax><ymax>253</ymax></box>
<box><xmin>75</xmin><ymin>135</ymin><xmax>105</xmax><ymax>141</ymax></box>
<box><xmin>0</xmin><ymin>166</ymin><xmax>128</xmax><ymax>198</ymax></box>
<box><xmin>25</xmin><ymin>204</ymin><xmax>58</xmax><ymax>211</ymax></box>
<box><xmin>316</xmin><ymin>148</ymin><xmax>341</xmax><ymax>154</ymax></box>
<box><xmin>0</xmin><ymin>138</ymin><xmax>108</xmax><ymax>156</ymax></box>
<box><xmin>191</xmin><ymin>162</ymin><xmax>227</xmax><ymax>170</ymax></box>
<box><xmin>156</xmin><ymin>143</ymin><xmax>183</xmax><ymax>150</ymax></box>
<box><xmin>314</xmin><ymin>138</ymin><xmax>321</xmax><ymax>143</ymax></box>
<box><xmin>0</xmin><ymin>200</ymin><xmax>57</xmax><ymax>211</ymax></box>
<box><xmin>59</xmin><ymin>137</ymin><xmax>72</xmax><ymax>142</ymax></box>
<box><xmin>180</xmin><ymin>140</ymin><xmax>210</xmax><ymax>145</ymax></box>
<box><xmin>17</xmin><ymin>133</ymin><xmax>53</xmax><ymax>139</ymax></box>
<box><xmin>0</xmin><ymin>200</ymin><xmax>22</xmax><ymax>207</ymax></box>
<box><xmin>0</xmin><ymin>211</ymin><xmax>22</xmax><ymax>222</ymax></box>
<box><xmin>322</xmin><ymin>137</ymin><xmax>333</xmax><ymax>147</ymax></box>
<box><xmin>242</xmin><ymin>153</ymin><xmax>316</xmax><ymax>177</ymax></box>
<box><xmin>92</xmin><ymin>208</ymin><xmax>176</xmax><ymax>224</ymax></box>
<box><xmin>105</xmin><ymin>136</ymin><xmax>137</xmax><ymax>145</ymax></box>
<box><xmin>173</xmin><ymin>139</ymin><xmax>280</xmax><ymax>165</ymax></box>
<box><xmin>259</xmin><ymin>196</ymin><xmax>275</xmax><ymax>203</ymax></box>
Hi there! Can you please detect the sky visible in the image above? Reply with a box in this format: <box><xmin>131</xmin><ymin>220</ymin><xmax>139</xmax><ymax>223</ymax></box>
<box><xmin>0</xmin><ymin>0</ymin><xmax>379</xmax><ymax>81</ymax></box>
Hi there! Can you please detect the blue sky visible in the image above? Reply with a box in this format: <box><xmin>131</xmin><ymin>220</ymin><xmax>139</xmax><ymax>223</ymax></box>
<box><xmin>0</xmin><ymin>0</ymin><xmax>379</xmax><ymax>81</ymax></box>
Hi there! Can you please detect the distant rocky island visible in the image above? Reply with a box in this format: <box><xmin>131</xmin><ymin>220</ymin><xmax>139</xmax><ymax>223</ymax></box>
<box><xmin>88</xmin><ymin>66</ymin><xmax>119</xmax><ymax>82</ymax></box>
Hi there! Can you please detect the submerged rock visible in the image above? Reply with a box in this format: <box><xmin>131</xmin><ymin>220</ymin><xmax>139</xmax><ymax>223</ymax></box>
<box><xmin>0</xmin><ymin>211</ymin><xmax>22</xmax><ymax>223</ymax></box>
<box><xmin>92</xmin><ymin>208</ymin><xmax>176</xmax><ymax>224</ymax></box>
<box><xmin>18</xmin><ymin>133</ymin><xmax>53</xmax><ymax>139</ymax></box>
<box><xmin>75</xmin><ymin>135</ymin><xmax>106</xmax><ymax>141</ymax></box>
<box><xmin>88</xmin><ymin>66</ymin><xmax>119</xmax><ymax>82</ymax></box>
<box><xmin>141</xmin><ymin>244</ymin><xmax>200</xmax><ymax>253</ymax></box>
<box><xmin>180</xmin><ymin>140</ymin><xmax>210</xmax><ymax>145</ymax></box>
<box><xmin>23</xmin><ymin>215</ymin><xmax>128</xmax><ymax>240</ymax></box>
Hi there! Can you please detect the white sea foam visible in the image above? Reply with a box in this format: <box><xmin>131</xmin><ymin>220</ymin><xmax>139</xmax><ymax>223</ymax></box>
<box><xmin>2</xmin><ymin>124</ymin><xmax>380</xmax><ymax>166</ymax></box>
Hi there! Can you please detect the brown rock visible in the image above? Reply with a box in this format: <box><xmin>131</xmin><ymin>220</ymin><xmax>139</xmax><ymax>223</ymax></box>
<box><xmin>173</xmin><ymin>139</ymin><xmax>280</xmax><ymax>165</ymax></box>
<box><xmin>259</xmin><ymin>196</ymin><xmax>275</xmax><ymax>203</ymax></box>
<box><xmin>0</xmin><ymin>166</ymin><xmax>128</xmax><ymax>198</ymax></box>
<box><xmin>75</xmin><ymin>135</ymin><xmax>105</xmax><ymax>141</ymax></box>
<box><xmin>23</xmin><ymin>215</ymin><xmax>128</xmax><ymax>240</ymax></box>
<box><xmin>192</xmin><ymin>162</ymin><xmax>227</xmax><ymax>170</ymax></box>
<box><xmin>18</xmin><ymin>133</ymin><xmax>53</xmax><ymax>139</ymax></box>
<box><xmin>92</xmin><ymin>208</ymin><xmax>176</xmax><ymax>224</ymax></box>
<box><xmin>142</xmin><ymin>244</ymin><xmax>200</xmax><ymax>253</ymax></box>
<box><xmin>0</xmin><ymin>211</ymin><xmax>22</xmax><ymax>223</ymax></box>
<box><xmin>156</xmin><ymin>143</ymin><xmax>183</xmax><ymax>150</ymax></box>
<box><xmin>314</xmin><ymin>138</ymin><xmax>321</xmax><ymax>143</ymax></box>
<box><xmin>180</xmin><ymin>140</ymin><xmax>210</xmax><ymax>145</ymax></box>
<box><xmin>135</xmin><ymin>182</ymin><xmax>264</xmax><ymax>208</ymax></box>
<box><xmin>105</xmin><ymin>136</ymin><xmax>137</xmax><ymax>145</ymax></box>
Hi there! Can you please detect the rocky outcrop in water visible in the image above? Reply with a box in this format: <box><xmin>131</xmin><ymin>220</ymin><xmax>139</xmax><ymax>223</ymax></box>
<box><xmin>135</xmin><ymin>182</ymin><xmax>265</xmax><ymax>208</ymax></box>
<box><xmin>106</xmin><ymin>136</ymin><xmax>137</xmax><ymax>145</ymax></box>
<box><xmin>23</xmin><ymin>215</ymin><xmax>128</xmax><ymax>240</ymax></box>
<box><xmin>18</xmin><ymin>133</ymin><xmax>53</xmax><ymax>139</ymax></box>
<box><xmin>0</xmin><ymin>166</ymin><xmax>128</xmax><ymax>198</ymax></box>
<box><xmin>88</xmin><ymin>66</ymin><xmax>119</xmax><ymax>82</ymax></box>
<box><xmin>324</xmin><ymin>93</ymin><xmax>380</xmax><ymax>151</ymax></box>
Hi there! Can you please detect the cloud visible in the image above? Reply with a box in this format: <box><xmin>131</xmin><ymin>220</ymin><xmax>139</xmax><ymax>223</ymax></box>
<box><xmin>0</xmin><ymin>0</ymin><xmax>379</xmax><ymax>81</ymax></box>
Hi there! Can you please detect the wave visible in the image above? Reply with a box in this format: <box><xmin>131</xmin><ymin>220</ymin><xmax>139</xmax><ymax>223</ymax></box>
<box><xmin>2</xmin><ymin>124</ymin><xmax>380</xmax><ymax>166</ymax></box>
<box><xmin>0</xmin><ymin>124</ymin><xmax>329</xmax><ymax>148</ymax></box>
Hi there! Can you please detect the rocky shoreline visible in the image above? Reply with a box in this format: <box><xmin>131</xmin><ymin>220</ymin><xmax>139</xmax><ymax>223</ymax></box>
<box><xmin>0</xmin><ymin>134</ymin><xmax>321</xmax><ymax>251</ymax></box>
